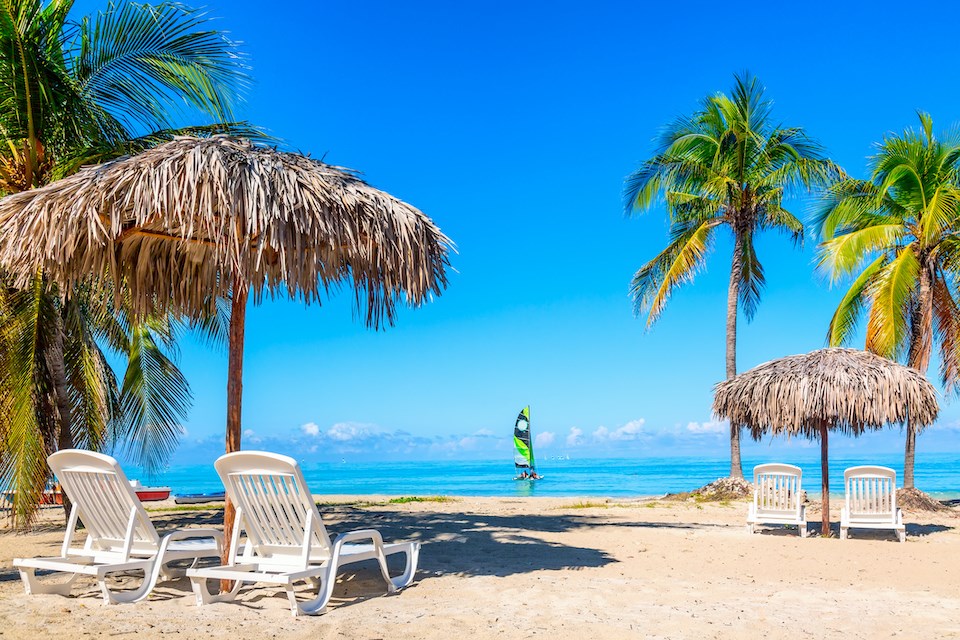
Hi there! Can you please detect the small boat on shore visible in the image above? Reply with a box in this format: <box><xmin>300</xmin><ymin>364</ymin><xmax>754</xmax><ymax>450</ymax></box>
<box><xmin>174</xmin><ymin>492</ymin><xmax>225</xmax><ymax>505</ymax></box>
<box><xmin>128</xmin><ymin>480</ymin><xmax>171</xmax><ymax>502</ymax></box>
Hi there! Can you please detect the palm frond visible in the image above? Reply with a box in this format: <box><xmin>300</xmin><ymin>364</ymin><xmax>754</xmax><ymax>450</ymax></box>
<box><xmin>737</xmin><ymin>229</ymin><xmax>765</xmax><ymax>321</ymax></box>
<box><xmin>71</xmin><ymin>2</ymin><xmax>249</xmax><ymax>135</ymax></box>
<box><xmin>826</xmin><ymin>254</ymin><xmax>887</xmax><ymax>347</ymax></box>
<box><xmin>0</xmin><ymin>274</ymin><xmax>59</xmax><ymax>527</ymax></box>
<box><xmin>818</xmin><ymin>225</ymin><xmax>905</xmax><ymax>280</ymax></box>
<box><xmin>865</xmin><ymin>248</ymin><xmax>918</xmax><ymax>359</ymax></box>
<box><xmin>113</xmin><ymin>321</ymin><xmax>191</xmax><ymax>477</ymax></box>
<box><xmin>932</xmin><ymin>274</ymin><xmax>960</xmax><ymax>394</ymax></box>
<box><xmin>631</xmin><ymin>219</ymin><xmax>719</xmax><ymax>326</ymax></box>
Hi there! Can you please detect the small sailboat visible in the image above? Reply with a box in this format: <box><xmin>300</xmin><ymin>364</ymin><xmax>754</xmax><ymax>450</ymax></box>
<box><xmin>513</xmin><ymin>406</ymin><xmax>542</xmax><ymax>480</ymax></box>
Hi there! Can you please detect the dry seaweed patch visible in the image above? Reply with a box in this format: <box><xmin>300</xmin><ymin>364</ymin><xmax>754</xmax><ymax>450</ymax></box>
<box><xmin>898</xmin><ymin>488</ymin><xmax>955</xmax><ymax>514</ymax></box>
<box><xmin>664</xmin><ymin>477</ymin><xmax>753</xmax><ymax>503</ymax></box>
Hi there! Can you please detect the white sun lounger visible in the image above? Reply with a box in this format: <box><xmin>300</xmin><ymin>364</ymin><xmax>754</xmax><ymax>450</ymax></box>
<box><xmin>186</xmin><ymin>451</ymin><xmax>420</xmax><ymax>616</ymax></box>
<box><xmin>746</xmin><ymin>463</ymin><xmax>807</xmax><ymax>537</ymax></box>
<box><xmin>840</xmin><ymin>466</ymin><xmax>905</xmax><ymax>542</ymax></box>
<box><xmin>13</xmin><ymin>450</ymin><xmax>223</xmax><ymax>603</ymax></box>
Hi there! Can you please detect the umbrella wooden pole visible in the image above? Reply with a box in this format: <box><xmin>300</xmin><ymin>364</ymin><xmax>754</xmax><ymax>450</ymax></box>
<box><xmin>820</xmin><ymin>421</ymin><xmax>830</xmax><ymax>537</ymax></box>
<box><xmin>221</xmin><ymin>277</ymin><xmax>249</xmax><ymax>590</ymax></box>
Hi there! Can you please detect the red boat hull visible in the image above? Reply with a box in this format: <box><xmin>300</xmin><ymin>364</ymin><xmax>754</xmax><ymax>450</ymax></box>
<box><xmin>135</xmin><ymin>488</ymin><xmax>171</xmax><ymax>502</ymax></box>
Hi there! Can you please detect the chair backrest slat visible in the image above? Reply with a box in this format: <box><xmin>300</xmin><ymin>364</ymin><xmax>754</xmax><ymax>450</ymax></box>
<box><xmin>844</xmin><ymin>466</ymin><xmax>897</xmax><ymax>519</ymax></box>
<box><xmin>49</xmin><ymin>450</ymin><xmax>159</xmax><ymax>553</ymax></box>
<box><xmin>216</xmin><ymin>452</ymin><xmax>332</xmax><ymax>558</ymax></box>
<box><xmin>753</xmin><ymin>463</ymin><xmax>802</xmax><ymax>514</ymax></box>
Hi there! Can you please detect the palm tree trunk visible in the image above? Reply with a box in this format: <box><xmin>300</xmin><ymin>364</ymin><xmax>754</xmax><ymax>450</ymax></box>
<box><xmin>727</xmin><ymin>232</ymin><xmax>743</xmax><ymax>480</ymax></box>
<box><xmin>221</xmin><ymin>276</ymin><xmax>248</xmax><ymax>590</ymax></box>
<box><xmin>905</xmin><ymin>262</ymin><xmax>934</xmax><ymax>490</ymax></box>
<box><xmin>49</xmin><ymin>314</ymin><xmax>74</xmax><ymax>523</ymax></box>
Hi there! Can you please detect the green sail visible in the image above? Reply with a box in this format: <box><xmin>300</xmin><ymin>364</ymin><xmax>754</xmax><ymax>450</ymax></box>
<box><xmin>513</xmin><ymin>406</ymin><xmax>534</xmax><ymax>470</ymax></box>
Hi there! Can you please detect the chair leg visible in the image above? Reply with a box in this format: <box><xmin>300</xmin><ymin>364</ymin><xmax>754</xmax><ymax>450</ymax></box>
<box><xmin>19</xmin><ymin>568</ymin><xmax>79</xmax><ymax>596</ymax></box>
<box><xmin>190</xmin><ymin>573</ymin><xmax>244</xmax><ymax>607</ymax></box>
<box><xmin>385</xmin><ymin>543</ymin><xmax>420</xmax><ymax>591</ymax></box>
<box><xmin>800</xmin><ymin>523</ymin><xmax>807</xmax><ymax>539</ymax></box>
<box><xmin>840</xmin><ymin>526</ymin><xmax>847</xmax><ymax>540</ymax></box>
<box><xmin>285</xmin><ymin>576</ymin><xmax>332</xmax><ymax>617</ymax></box>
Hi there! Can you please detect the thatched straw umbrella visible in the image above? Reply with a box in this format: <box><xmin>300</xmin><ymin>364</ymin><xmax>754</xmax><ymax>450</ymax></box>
<box><xmin>0</xmin><ymin>135</ymin><xmax>451</xmax><ymax>558</ymax></box>
<box><xmin>713</xmin><ymin>348</ymin><xmax>938</xmax><ymax>536</ymax></box>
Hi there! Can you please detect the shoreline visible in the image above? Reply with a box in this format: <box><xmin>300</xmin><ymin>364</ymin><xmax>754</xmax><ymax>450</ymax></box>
<box><xmin>1</xmin><ymin>496</ymin><xmax>958</xmax><ymax>639</ymax></box>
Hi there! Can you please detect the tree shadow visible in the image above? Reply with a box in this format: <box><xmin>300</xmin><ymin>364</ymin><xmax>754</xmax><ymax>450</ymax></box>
<box><xmin>800</xmin><ymin>521</ymin><xmax>952</xmax><ymax>540</ymax></box>
<box><xmin>322</xmin><ymin>506</ymin><xmax>618</xmax><ymax>578</ymax></box>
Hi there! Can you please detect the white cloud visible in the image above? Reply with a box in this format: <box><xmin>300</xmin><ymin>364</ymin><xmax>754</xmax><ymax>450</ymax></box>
<box><xmin>301</xmin><ymin>422</ymin><xmax>320</xmax><ymax>436</ymax></box>
<box><xmin>929</xmin><ymin>420</ymin><xmax>960</xmax><ymax>432</ymax></box>
<box><xmin>686</xmin><ymin>420</ymin><xmax>726</xmax><ymax>434</ymax></box>
<box><xmin>609</xmin><ymin>419</ymin><xmax>646</xmax><ymax>441</ymax></box>
<box><xmin>593</xmin><ymin>426</ymin><xmax>609</xmax><ymax>440</ymax></box>
<box><xmin>327</xmin><ymin>422</ymin><xmax>378</xmax><ymax>442</ymax></box>
<box><xmin>566</xmin><ymin>427</ymin><xmax>583</xmax><ymax>447</ymax></box>
<box><xmin>473</xmin><ymin>428</ymin><xmax>495</xmax><ymax>437</ymax></box>
<box><xmin>535</xmin><ymin>431</ymin><xmax>555</xmax><ymax>448</ymax></box>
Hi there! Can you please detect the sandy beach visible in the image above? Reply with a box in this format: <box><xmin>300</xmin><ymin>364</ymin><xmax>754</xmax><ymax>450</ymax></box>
<box><xmin>0</xmin><ymin>496</ymin><xmax>957</xmax><ymax>640</ymax></box>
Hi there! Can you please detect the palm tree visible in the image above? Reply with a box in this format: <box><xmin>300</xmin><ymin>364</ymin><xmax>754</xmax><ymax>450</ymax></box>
<box><xmin>0</xmin><ymin>0</ymin><xmax>247</xmax><ymax>527</ymax></box>
<box><xmin>817</xmin><ymin>112</ymin><xmax>960</xmax><ymax>490</ymax></box>
<box><xmin>624</xmin><ymin>73</ymin><xmax>842</xmax><ymax>479</ymax></box>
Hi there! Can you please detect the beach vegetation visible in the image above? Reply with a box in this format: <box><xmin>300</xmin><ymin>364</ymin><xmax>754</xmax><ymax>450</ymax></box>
<box><xmin>146</xmin><ymin>503</ymin><xmax>224</xmax><ymax>514</ymax></box>
<box><xmin>0</xmin><ymin>0</ymin><xmax>248</xmax><ymax>528</ymax></box>
<box><xmin>817</xmin><ymin>113</ymin><xmax>960</xmax><ymax>489</ymax></box>
<box><xmin>388</xmin><ymin>496</ymin><xmax>456</xmax><ymax>504</ymax></box>
<box><xmin>623</xmin><ymin>72</ymin><xmax>842</xmax><ymax>479</ymax></box>
<box><xmin>558</xmin><ymin>500</ymin><xmax>634</xmax><ymax>509</ymax></box>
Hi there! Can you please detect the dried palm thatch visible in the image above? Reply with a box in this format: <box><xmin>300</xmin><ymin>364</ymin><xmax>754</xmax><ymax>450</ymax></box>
<box><xmin>714</xmin><ymin>348</ymin><xmax>938</xmax><ymax>438</ymax></box>
<box><xmin>0</xmin><ymin>136</ymin><xmax>452</xmax><ymax>566</ymax></box>
<box><xmin>0</xmin><ymin>135</ymin><xmax>451</xmax><ymax>323</ymax></box>
<box><xmin>713</xmin><ymin>348</ymin><xmax>939</xmax><ymax>536</ymax></box>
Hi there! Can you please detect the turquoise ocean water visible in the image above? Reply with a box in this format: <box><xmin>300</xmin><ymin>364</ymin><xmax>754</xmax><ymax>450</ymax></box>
<box><xmin>134</xmin><ymin>453</ymin><xmax>960</xmax><ymax>500</ymax></box>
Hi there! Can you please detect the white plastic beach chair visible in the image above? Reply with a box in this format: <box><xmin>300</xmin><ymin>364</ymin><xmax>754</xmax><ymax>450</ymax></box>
<box><xmin>746</xmin><ymin>463</ymin><xmax>807</xmax><ymax>537</ymax></box>
<box><xmin>186</xmin><ymin>451</ymin><xmax>420</xmax><ymax>616</ymax></box>
<box><xmin>13</xmin><ymin>450</ymin><xmax>223</xmax><ymax>603</ymax></box>
<box><xmin>840</xmin><ymin>466</ymin><xmax>905</xmax><ymax>542</ymax></box>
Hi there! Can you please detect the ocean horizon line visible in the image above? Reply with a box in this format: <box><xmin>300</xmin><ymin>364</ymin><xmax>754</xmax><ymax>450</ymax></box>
<box><xmin>124</xmin><ymin>453</ymin><xmax>960</xmax><ymax>500</ymax></box>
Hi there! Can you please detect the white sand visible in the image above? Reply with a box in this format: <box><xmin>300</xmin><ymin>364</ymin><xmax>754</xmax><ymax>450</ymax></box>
<box><xmin>0</xmin><ymin>496</ymin><xmax>958</xmax><ymax>639</ymax></box>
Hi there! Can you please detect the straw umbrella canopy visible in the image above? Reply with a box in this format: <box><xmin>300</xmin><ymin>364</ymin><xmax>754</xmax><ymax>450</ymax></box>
<box><xmin>713</xmin><ymin>348</ymin><xmax>938</xmax><ymax>536</ymax></box>
<box><xmin>0</xmin><ymin>135</ymin><xmax>451</xmax><ymax>549</ymax></box>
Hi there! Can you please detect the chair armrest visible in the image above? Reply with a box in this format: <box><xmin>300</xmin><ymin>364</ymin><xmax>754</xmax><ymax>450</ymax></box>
<box><xmin>333</xmin><ymin>529</ymin><xmax>385</xmax><ymax>546</ymax></box>
<box><xmin>161</xmin><ymin>528</ymin><xmax>224</xmax><ymax>544</ymax></box>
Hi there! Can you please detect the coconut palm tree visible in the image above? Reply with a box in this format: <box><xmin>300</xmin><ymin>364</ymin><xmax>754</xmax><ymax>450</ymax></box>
<box><xmin>0</xmin><ymin>0</ymin><xmax>247</xmax><ymax>527</ymax></box>
<box><xmin>624</xmin><ymin>73</ymin><xmax>842</xmax><ymax>479</ymax></box>
<box><xmin>817</xmin><ymin>112</ymin><xmax>960</xmax><ymax>490</ymax></box>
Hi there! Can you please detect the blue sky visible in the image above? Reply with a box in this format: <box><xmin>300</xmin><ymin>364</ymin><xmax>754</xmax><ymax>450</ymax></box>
<box><xmin>76</xmin><ymin>0</ymin><xmax>960</xmax><ymax>465</ymax></box>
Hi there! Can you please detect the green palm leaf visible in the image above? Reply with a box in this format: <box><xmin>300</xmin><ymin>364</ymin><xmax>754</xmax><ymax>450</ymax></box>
<box><xmin>72</xmin><ymin>2</ymin><xmax>248</xmax><ymax>136</ymax></box>
<box><xmin>865</xmin><ymin>248</ymin><xmax>918</xmax><ymax>359</ymax></box>
<box><xmin>631</xmin><ymin>219</ymin><xmax>719</xmax><ymax>325</ymax></box>
<box><xmin>114</xmin><ymin>321</ymin><xmax>191</xmax><ymax>477</ymax></box>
